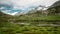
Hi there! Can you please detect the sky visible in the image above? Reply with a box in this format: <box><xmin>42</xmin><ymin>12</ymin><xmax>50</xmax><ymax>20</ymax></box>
<box><xmin>0</xmin><ymin>0</ymin><xmax>58</xmax><ymax>15</ymax></box>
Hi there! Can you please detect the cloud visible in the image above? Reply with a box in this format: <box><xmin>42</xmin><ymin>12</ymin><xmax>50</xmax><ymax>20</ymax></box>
<box><xmin>0</xmin><ymin>0</ymin><xmax>58</xmax><ymax>15</ymax></box>
<box><xmin>10</xmin><ymin>0</ymin><xmax>58</xmax><ymax>7</ymax></box>
<box><xmin>10</xmin><ymin>12</ymin><xmax>18</xmax><ymax>15</ymax></box>
<box><xmin>0</xmin><ymin>0</ymin><xmax>58</xmax><ymax>8</ymax></box>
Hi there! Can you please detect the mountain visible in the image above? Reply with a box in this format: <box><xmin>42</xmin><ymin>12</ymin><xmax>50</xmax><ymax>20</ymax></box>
<box><xmin>0</xmin><ymin>3</ymin><xmax>48</xmax><ymax>16</ymax></box>
<box><xmin>49</xmin><ymin>0</ymin><xmax>60</xmax><ymax>8</ymax></box>
<box><xmin>52</xmin><ymin>0</ymin><xmax>60</xmax><ymax>7</ymax></box>
<box><xmin>0</xmin><ymin>11</ymin><xmax>13</xmax><ymax>22</ymax></box>
<box><xmin>14</xmin><ymin>5</ymin><xmax>48</xmax><ymax>16</ymax></box>
<box><xmin>48</xmin><ymin>0</ymin><xmax>60</xmax><ymax>13</ymax></box>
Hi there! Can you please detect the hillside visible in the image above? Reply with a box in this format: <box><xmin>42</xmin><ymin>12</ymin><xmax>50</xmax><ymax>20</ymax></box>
<box><xmin>15</xmin><ymin>10</ymin><xmax>60</xmax><ymax>20</ymax></box>
<box><xmin>48</xmin><ymin>0</ymin><xmax>60</xmax><ymax>13</ymax></box>
<box><xmin>0</xmin><ymin>11</ymin><xmax>13</xmax><ymax>22</ymax></box>
<box><xmin>12</xmin><ymin>10</ymin><xmax>60</xmax><ymax>26</ymax></box>
<box><xmin>0</xmin><ymin>11</ymin><xmax>60</xmax><ymax>34</ymax></box>
<box><xmin>51</xmin><ymin>0</ymin><xmax>60</xmax><ymax>7</ymax></box>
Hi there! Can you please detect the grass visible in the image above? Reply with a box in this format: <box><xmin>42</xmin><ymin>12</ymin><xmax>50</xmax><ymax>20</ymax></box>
<box><xmin>0</xmin><ymin>22</ymin><xmax>60</xmax><ymax>34</ymax></box>
<box><xmin>0</xmin><ymin>11</ymin><xmax>60</xmax><ymax>34</ymax></box>
<box><xmin>16</xmin><ymin>15</ymin><xmax>60</xmax><ymax>20</ymax></box>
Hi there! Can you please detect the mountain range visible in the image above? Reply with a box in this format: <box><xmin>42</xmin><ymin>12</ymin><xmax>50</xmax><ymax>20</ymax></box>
<box><xmin>0</xmin><ymin>3</ymin><xmax>48</xmax><ymax>16</ymax></box>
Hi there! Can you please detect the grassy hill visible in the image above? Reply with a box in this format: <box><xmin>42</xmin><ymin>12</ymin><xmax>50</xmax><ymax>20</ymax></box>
<box><xmin>0</xmin><ymin>11</ymin><xmax>60</xmax><ymax>34</ymax></box>
<box><xmin>15</xmin><ymin>11</ymin><xmax>60</xmax><ymax>20</ymax></box>
<box><xmin>14</xmin><ymin>11</ymin><xmax>60</xmax><ymax>24</ymax></box>
<box><xmin>0</xmin><ymin>12</ymin><xmax>13</xmax><ymax>22</ymax></box>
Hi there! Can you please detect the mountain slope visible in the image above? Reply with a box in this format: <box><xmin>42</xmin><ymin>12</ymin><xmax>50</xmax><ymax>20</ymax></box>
<box><xmin>51</xmin><ymin>0</ymin><xmax>60</xmax><ymax>7</ymax></box>
<box><xmin>0</xmin><ymin>11</ymin><xmax>13</xmax><ymax>22</ymax></box>
<box><xmin>15</xmin><ymin>10</ymin><xmax>60</xmax><ymax>21</ymax></box>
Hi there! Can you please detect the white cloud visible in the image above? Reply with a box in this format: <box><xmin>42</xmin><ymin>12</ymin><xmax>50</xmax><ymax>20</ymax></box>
<box><xmin>12</xmin><ymin>0</ymin><xmax>58</xmax><ymax>11</ymax></box>
<box><xmin>0</xmin><ymin>0</ymin><xmax>58</xmax><ymax>15</ymax></box>
<box><xmin>11</xmin><ymin>0</ymin><xmax>58</xmax><ymax>7</ymax></box>
<box><xmin>37</xmin><ymin>7</ymin><xmax>42</xmax><ymax>10</ymax></box>
<box><xmin>10</xmin><ymin>12</ymin><xmax>18</xmax><ymax>15</ymax></box>
<box><xmin>0</xmin><ymin>7</ymin><xmax>5</xmax><ymax>9</ymax></box>
<box><xmin>0</xmin><ymin>0</ymin><xmax>58</xmax><ymax>8</ymax></box>
<box><xmin>2</xmin><ymin>10</ymin><xmax>11</xmax><ymax>14</ymax></box>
